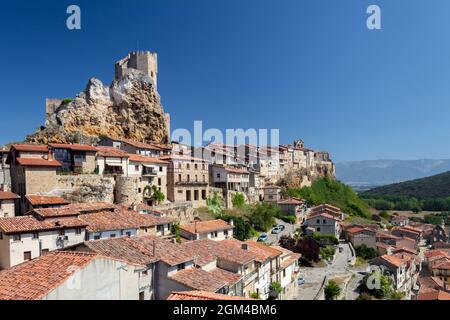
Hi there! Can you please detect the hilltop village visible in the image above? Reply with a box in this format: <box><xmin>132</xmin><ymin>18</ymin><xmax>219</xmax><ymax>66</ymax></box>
<box><xmin>0</xmin><ymin>51</ymin><xmax>448</xmax><ymax>301</ymax></box>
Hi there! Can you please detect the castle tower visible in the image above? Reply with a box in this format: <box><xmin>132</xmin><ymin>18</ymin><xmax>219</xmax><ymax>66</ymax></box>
<box><xmin>115</xmin><ymin>51</ymin><xmax>158</xmax><ymax>89</ymax></box>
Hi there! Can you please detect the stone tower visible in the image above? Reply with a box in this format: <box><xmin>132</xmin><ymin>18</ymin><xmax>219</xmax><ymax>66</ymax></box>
<box><xmin>115</xmin><ymin>51</ymin><xmax>158</xmax><ymax>89</ymax></box>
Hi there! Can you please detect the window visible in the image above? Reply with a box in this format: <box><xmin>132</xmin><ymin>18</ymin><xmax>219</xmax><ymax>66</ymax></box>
<box><xmin>41</xmin><ymin>249</ymin><xmax>49</xmax><ymax>255</ymax></box>
<box><xmin>32</xmin><ymin>233</ymin><xmax>39</xmax><ymax>240</ymax></box>
<box><xmin>203</xmin><ymin>175</ymin><xmax>206</xmax><ymax>182</ymax></box>
<box><xmin>194</xmin><ymin>190</ymin><xmax>199</xmax><ymax>201</ymax></box>
<box><xmin>178</xmin><ymin>174</ymin><xmax>182</xmax><ymax>182</ymax></box>
<box><xmin>23</xmin><ymin>251</ymin><xmax>31</xmax><ymax>261</ymax></box>
<box><xmin>59</xmin><ymin>229</ymin><xmax>65</xmax><ymax>236</ymax></box>
<box><xmin>323</xmin><ymin>219</ymin><xmax>326</xmax><ymax>224</ymax></box>
<box><xmin>13</xmin><ymin>234</ymin><xmax>21</xmax><ymax>241</ymax></box>
<box><xmin>135</xmin><ymin>165</ymin><xmax>139</xmax><ymax>171</ymax></box>
<box><xmin>217</xmin><ymin>173</ymin><xmax>221</xmax><ymax>178</ymax></box>
<box><xmin>126</xmin><ymin>232</ymin><xmax>131</xmax><ymax>237</ymax></box>
<box><xmin>186</xmin><ymin>190</ymin><xmax>191</xmax><ymax>201</ymax></box>
<box><xmin>177</xmin><ymin>263</ymin><xmax>185</xmax><ymax>271</ymax></box>
<box><xmin>283</xmin><ymin>269</ymin><xmax>286</xmax><ymax>277</ymax></box>
<box><xmin>110</xmin><ymin>234</ymin><xmax>116</xmax><ymax>238</ymax></box>
<box><xmin>187</xmin><ymin>174</ymin><xmax>190</xmax><ymax>182</ymax></box>
<box><xmin>138</xmin><ymin>188</ymin><xmax>142</xmax><ymax>193</ymax></box>
<box><xmin>195</xmin><ymin>163</ymin><xmax>198</xmax><ymax>170</ymax></box>
<box><xmin>317</xmin><ymin>227</ymin><xmax>321</xmax><ymax>232</ymax></box>
<box><xmin>159</xmin><ymin>166</ymin><xmax>163</xmax><ymax>172</ymax></box>
<box><xmin>94</xmin><ymin>235</ymin><xmax>101</xmax><ymax>240</ymax></box>
<box><xmin>158</xmin><ymin>178</ymin><xmax>161</xmax><ymax>186</ymax></box>
<box><xmin>195</xmin><ymin>175</ymin><xmax>198</xmax><ymax>182</ymax></box>
<box><xmin>202</xmin><ymin>189</ymin><xmax>207</xmax><ymax>200</ymax></box>
<box><xmin>316</xmin><ymin>219</ymin><xmax>320</xmax><ymax>224</ymax></box>
<box><xmin>186</xmin><ymin>163</ymin><xmax>190</xmax><ymax>170</ymax></box>
<box><xmin>224</xmin><ymin>230</ymin><xmax>229</xmax><ymax>236</ymax></box>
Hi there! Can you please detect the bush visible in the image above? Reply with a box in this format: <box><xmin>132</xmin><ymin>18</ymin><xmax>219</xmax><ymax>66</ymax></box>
<box><xmin>246</xmin><ymin>203</ymin><xmax>279</xmax><ymax>231</ymax></box>
<box><xmin>231</xmin><ymin>192</ymin><xmax>245</xmax><ymax>209</ymax></box>
<box><xmin>379</xmin><ymin>211</ymin><xmax>390</xmax><ymax>219</ymax></box>
<box><xmin>325</xmin><ymin>280</ymin><xmax>341</xmax><ymax>300</ymax></box>
<box><xmin>61</xmin><ymin>98</ymin><xmax>73</xmax><ymax>104</ymax></box>
<box><xmin>221</xmin><ymin>215</ymin><xmax>255</xmax><ymax>241</ymax></box>
<box><xmin>355</xmin><ymin>244</ymin><xmax>377</xmax><ymax>260</ymax></box>
<box><xmin>312</xmin><ymin>233</ymin><xmax>339</xmax><ymax>245</ymax></box>
<box><xmin>320</xmin><ymin>246</ymin><xmax>335</xmax><ymax>260</ymax></box>
<box><xmin>280</xmin><ymin>215</ymin><xmax>297</xmax><ymax>224</ymax></box>
<box><xmin>171</xmin><ymin>223</ymin><xmax>181</xmax><ymax>243</ymax></box>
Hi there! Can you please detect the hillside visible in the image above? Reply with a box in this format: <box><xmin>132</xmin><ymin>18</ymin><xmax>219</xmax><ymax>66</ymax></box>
<box><xmin>336</xmin><ymin>159</ymin><xmax>450</xmax><ymax>188</ymax></box>
<box><xmin>362</xmin><ymin>170</ymin><xmax>450</xmax><ymax>199</ymax></box>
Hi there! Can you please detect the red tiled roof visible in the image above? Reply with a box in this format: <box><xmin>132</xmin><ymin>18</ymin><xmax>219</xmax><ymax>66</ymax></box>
<box><xmin>168</xmin><ymin>291</ymin><xmax>253</xmax><ymax>300</ymax></box>
<box><xmin>25</xmin><ymin>195</ymin><xmax>69</xmax><ymax>206</ymax></box>
<box><xmin>417</xmin><ymin>290</ymin><xmax>450</xmax><ymax>300</ymax></box>
<box><xmin>128</xmin><ymin>153</ymin><xmax>169</xmax><ymax>164</ymax></box>
<box><xmin>11</xmin><ymin>144</ymin><xmax>48</xmax><ymax>152</ymax></box>
<box><xmin>16</xmin><ymin>158</ymin><xmax>61</xmax><ymax>167</ymax></box>
<box><xmin>280</xmin><ymin>253</ymin><xmax>301</xmax><ymax>270</ymax></box>
<box><xmin>0</xmin><ymin>191</ymin><xmax>20</xmax><ymax>200</ymax></box>
<box><xmin>306</xmin><ymin>212</ymin><xmax>341</xmax><ymax>222</ymax></box>
<box><xmin>278</xmin><ymin>198</ymin><xmax>304</xmax><ymax>205</ymax></box>
<box><xmin>180</xmin><ymin>219</ymin><xmax>233</xmax><ymax>235</ymax></box>
<box><xmin>169</xmin><ymin>267</ymin><xmax>240</xmax><ymax>292</ymax></box>
<box><xmin>31</xmin><ymin>207</ymin><xmax>80</xmax><ymax>219</ymax></box>
<box><xmin>181</xmin><ymin>239</ymin><xmax>256</xmax><ymax>266</ymax></box>
<box><xmin>378</xmin><ymin>254</ymin><xmax>408</xmax><ymax>268</ymax></box>
<box><xmin>245</xmin><ymin>241</ymin><xmax>283</xmax><ymax>259</ymax></box>
<box><xmin>433</xmin><ymin>259</ymin><xmax>450</xmax><ymax>270</ymax></box>
<box><xmin>311</xmin><ymin>203</ymin><xmax>341</xmax><ymax>213</ymax></box>
<box><xmin>78</xmin><ymin>210</ymin><xmax>143</xmax><ymax>233</ymax></box>
<box><xmin>95</xmin><ymin>146</ymin><xmax>128</xmax><ymax>158</ymax></box>
<box><xmin>347</xmin><ymin>227</ymin><xmax>376</xmax><ymax>235</ymax></box>
<box><xmin>0</xmin><ymin>216</ymin><xmax>87</xmax><ymax>234</ymax></box>
<box><xmin>49</xmin><ymin>143</ymin><xmax>97</xmax><ymax>152</ymax></box>
<box><xmin>133</xmin><ymin>236</ymin><xmax>194</xmax><ymax>266</ymax></box>
<box><xmin>66</xmin><ymin>202</ymin><xmax>116</xmax><ymax>213</ymax></box>
<box><xmin>0</xmin><ymin>251</ymin><xmax>96</xmax><ymax>300</ymax></box>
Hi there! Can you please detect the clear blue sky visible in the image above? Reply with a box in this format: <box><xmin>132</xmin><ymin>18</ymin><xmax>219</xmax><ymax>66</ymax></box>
<box><xmin>0</xmin><ymin>0</ymin><xmax>449</xmax><ymax>162</ymax></box>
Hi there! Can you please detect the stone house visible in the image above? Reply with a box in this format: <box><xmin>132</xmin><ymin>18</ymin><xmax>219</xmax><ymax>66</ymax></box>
<box><xmin>48</xmin><ymin>143</ymin><xmax>97</xmax><ymax>174</ymax></box>
<box><xmin>392</xmin><ymin>226</ymin><xmax>422</xmax><ymax>242</ymax></box>
<box><xmin>277</xmin><ymin>198</ymin><xmax>306</xmax><ymax>222</ymax></box>
<box><xmin>24</xmin><ymin>195</ymin><xmax>69</xmax><ymax>212</ymax></box>
<box><xmin>0</xmin><ymin>215</ymin><xmax>87</xmax><ymax>269</ymax></box>
<box><xmin>305</xmin><ymin>213</ymin><xmax>341</xmax><ymax>238</ymax></box>
<box><xmin>126</xmin><ymin>154</ymin><xmax>168</xmax><ymax>205</ymax></box>
<box><xmin>347</xmin><ymin>227</ymin><xmax>377</xmax><ymax>249</ymax></box>
<box><xmin>0</xmin><ymin>188</ymin><xmax>19</xmax><ymax>218</ymax></box>
<box><xmin>0</xmin><ymin>251</ymin><xmax>148</xmax><ymax>300</ymax></box>
<box><xmin>161</xmin><ymin>155</ymin><xmax>209</xmax><ymax>208</ymax></box>
<box><xmin>391</xmin><ymin>215</ymin><xmax>409</xmax><ymax>227</ymax></box>
<box><xmin>424</xmin><ymin>250</ymin><xmax>450</xmax><ymax>286</ymax></box>
<box><xmin>263</xmin><ymin>185</ymin><xmax>282</xmax><ymax>204</ymax></box>
<box><xmin>7</xmin><ymin>144</ymin><xmax>62</xmax><ymax>214</ymax></box>
<box><xmin>179</xmin><ymin>219</ymin><xmax>234</xmax><ymax>241</ymax></box>
<box><xmin>210</xmin><ymin>165</ymin><xmax>250</xmax><ymax>208</ymax></box>
<box><xmin>95</xmin><ymin>146</ymin><xmax>129</xmax><ymax>176</ymax></box>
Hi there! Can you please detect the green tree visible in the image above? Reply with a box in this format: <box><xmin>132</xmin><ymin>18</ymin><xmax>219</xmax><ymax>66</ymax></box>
<box><xmin>246</xmin><ymin>203</ymin><xmax>278</xmax><ymax>231</ymax></box>
<box><xmin>206</xmin><ymin>192</ymin><xmax>224</xmax><ymax>216</ymax></box>
<box><xmin>361</xmin><ymin>273</ymin><xmax>392</xmax><ymax>299</ymax></box>
<box><xmin>355</xmin><ymin>244</ymin><xmax>377</xmax><ymax>260</ymax></box>
<box><xmin>149</xmin><ymin>185</ymin><xmax>165</xmax><ymax>204</ymax></box>
<box><xmin>231</xmin><ymin>192</ymin><xmax>245</xmax><ymax>208</ymax></box>
<box><xmin>171</xmin><ymin>223</ymin><xmax>181</xmax><ymax>243</ymax></box>
<box><xmin>324</xmin><ymin>280</ymin><xmax>341</xmax><ymax>300</ymax></box>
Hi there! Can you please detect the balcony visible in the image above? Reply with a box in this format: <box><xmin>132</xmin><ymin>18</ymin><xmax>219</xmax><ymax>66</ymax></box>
<box><xmin>142</xmin><ymin>168</ymin><xmax>157</xmax><ymax>176</ymax></box>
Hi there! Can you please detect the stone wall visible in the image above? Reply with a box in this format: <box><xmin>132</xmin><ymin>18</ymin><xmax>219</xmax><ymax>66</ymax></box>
<box><xmin>115</xmin><ymin>176</ymin><xmax>141</xmax><ymax>205</ymax></box>
<box><xmin>47</xmin><ymin>174</ymin><xmax>115</xmax><ymax>203</ymax></box>
<box><xmin>152</xmin><ymin>202</ymin><xmax>197</xmax><ymax>224</ymax></box>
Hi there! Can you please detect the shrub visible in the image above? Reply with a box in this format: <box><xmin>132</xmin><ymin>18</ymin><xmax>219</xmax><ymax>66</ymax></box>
<box><xmin>325</xmin><ymin>280</ymin><xmax>341</xmax><ymax>300</ymax></box>
<box><xmin>61</xmin><ymin>98</ymin><xmax>73</xmax><ymax>104</ymax></box>
<box><xmin>312</xmin><ymin>233</ymin><xmax>339</xmax><ymax>245</ymax></box>
<box><xmin>270</xmin><ymin>282</ymin><xmax>282</xmax><ymax>294</ymax></box>
<box><xmin>231</xmin><ymin>192</ymin><xmax>245</xmax><ymax>209</ymax></box>
<box><xmin>355</xmin><ymin>244</ymin><xmax>377</xmax><ymax>260</ymax></box>
<box><xmin>379</xmin><ymin>211</ymin><xmax>390</xmax><ymax>219</ymax></box>
<box><xmin>320</xmin><ymin>246</ymin><xmax>335</xmax><ymax>260</ymax></box>
<box><xmin>280</xmin><ymin>215</ymin><xmax>297</xmax><ymax>224</ymax></box>
<box><xmin>246</xmin><ymin>203</ymin><xmax>279</xmax><ymax>231</ymax></box>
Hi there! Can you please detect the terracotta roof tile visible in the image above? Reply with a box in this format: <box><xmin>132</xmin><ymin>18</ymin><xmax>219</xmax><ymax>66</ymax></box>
<box><xmin>280</xmin><ymin>253</ymin><xmax>301</xmax><ymax>270</ymax></box>
<box><xmin>11</xmin><ymin>144</ymin><xmax>48</xmax><ymax>152</ymax></box>
<box><xmin>0</xmin><ymin>216</ymin><xmax>87</xmax><ymax>234</ymax></box>
<box><xmin>128</xmin><ymin>154</ymin><xmax>169</xmax><ymax>164</ymax></box>
<box><xmin>0</xmin><ymin>191</ymin><xmax>20</xmax><ymax>200</ymax></box>
<box><xmin>16</xmin><ymin>158</ymin><xmax>62</xmax><ymax>167</ymax></box>
<box><xmin>417</xmin><ymin>290</ymin><xmax>450</xmax><ymax>300</ymax></box>
<box><xmin>169</xmin><ymin>267</ymin><xmax>240</xmax><ymax>292</ymax></box>
<box><xmin>95</xmin><ymin>146</ymin><xmax>128</xmax><ymax>158</ymax></box>
<box><xmin>180</xmin><ymin>219</ymin><xmax>233</xmax><ymax>235</ymax></box>
<box><xmin>0</xmin><ymin>252</ymin><xmax>96</xmax><ymax>300</ymax></box>
<box><xmin>168</xmin><ymin>291</ymin><xmax>253</xmax><ymax>300</ymax></box>
<box><xmin>26</xmin><ymin>195</ymin><xmax>69</xmax><ymax>206</ymax></box>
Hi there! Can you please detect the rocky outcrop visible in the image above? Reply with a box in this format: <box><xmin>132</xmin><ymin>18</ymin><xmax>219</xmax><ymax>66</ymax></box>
<box><xmin>278</xmin><ymin>164</ymin><xmax>335</xmax><ymax>188</ymax></box>
<box><xmin>27</xmin><ymin>70</ymin><xmax>169</xmax><ymax>144</ymax></box>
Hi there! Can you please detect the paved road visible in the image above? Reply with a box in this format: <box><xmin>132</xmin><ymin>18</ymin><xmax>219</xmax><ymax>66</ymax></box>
<box><xmin>266</xmin><ymin>219</ymin><xmax>299</xmax><ymax>245</ymax></box>
<box><xmin>290</xmin><ymin>242</ymin><xmax>357</xmax><ymax>300</ymax></box>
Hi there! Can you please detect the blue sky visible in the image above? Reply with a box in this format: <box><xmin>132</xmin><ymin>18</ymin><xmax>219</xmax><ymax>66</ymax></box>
<box><xmin>0</xmin><ymin>0</ymin><xmax>449</xmax><ymax>162</ymax></box>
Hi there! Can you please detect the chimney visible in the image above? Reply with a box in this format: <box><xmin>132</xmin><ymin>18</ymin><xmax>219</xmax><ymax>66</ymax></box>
<box><xmin>241</xmin><ymin>243</ymin><xmax>248</xmax><ymax>251</ymax></box>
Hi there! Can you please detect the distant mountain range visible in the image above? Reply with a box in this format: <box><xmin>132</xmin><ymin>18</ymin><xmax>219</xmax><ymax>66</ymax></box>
<box><xmin>361</xmin><ymin>170</ymin><xmax>450</xmax><ymax>199</ymax></box>
<box><xmin>335</xmin><ymin>159</ymin><xmax>450</xmax><ymax>190</ymax></box>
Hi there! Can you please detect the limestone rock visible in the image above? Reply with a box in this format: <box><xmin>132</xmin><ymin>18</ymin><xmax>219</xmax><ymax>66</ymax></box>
<box><xmin>28</xmin><ymin>70</ymin><xmax>169</xmax><ymax>144</ymax></box>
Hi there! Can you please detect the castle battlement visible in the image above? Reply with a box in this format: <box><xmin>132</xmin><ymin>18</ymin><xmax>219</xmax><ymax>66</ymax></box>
<box><xmin>115</xmin><ymin>51</ymin><xmax>158</xmax><ymax>88</ymax></box>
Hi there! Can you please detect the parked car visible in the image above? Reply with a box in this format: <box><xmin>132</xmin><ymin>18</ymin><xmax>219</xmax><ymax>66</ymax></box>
<box><xmin>258</xmin><ymin>234</ymin><xmax>268</xmax><ymax>242</ymax></box>
<box><xmin>297</xmin><ymin>276</ymin><xmax>306</xmax><ymax>285</ymax></box>
<box><xmin>279</xmin><ymin>225</ymin><xmax>285</xmax><ymax>231</ymax></box>
<box><xmin>272</xmin><ymin>226</ymin><xmax>283</xmax><ymax>234</ymax></box>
